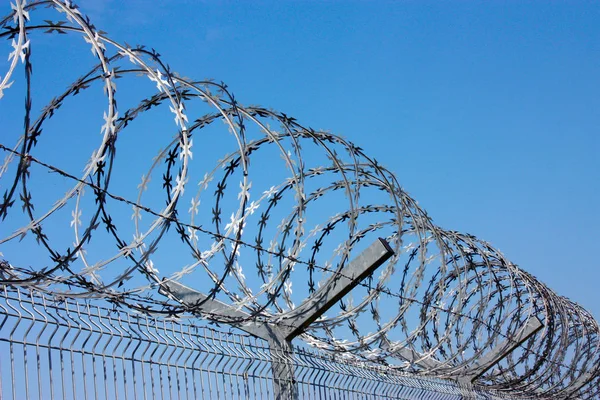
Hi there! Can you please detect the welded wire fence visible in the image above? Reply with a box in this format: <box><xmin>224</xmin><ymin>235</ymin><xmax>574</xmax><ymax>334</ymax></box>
<box><xmin>0</xmin><ymin>285</ymin><xmax>525</xmax><ymax>400</ymax></box>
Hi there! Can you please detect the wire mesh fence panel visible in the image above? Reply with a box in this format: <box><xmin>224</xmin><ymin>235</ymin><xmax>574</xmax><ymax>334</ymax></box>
<box><xmin>0</xmin><ymin>285</ymin><xmax>529</xmax><ymax>400</ymax></box>
<box><xmin>1</xmin><ymin>1</ymin><xmax>599</xmax><ymax>399</ymax></box>
<box><xmin>0</xmin><ymin>286</ymin><xmax>270</xmax><ymax>400</ymax></box>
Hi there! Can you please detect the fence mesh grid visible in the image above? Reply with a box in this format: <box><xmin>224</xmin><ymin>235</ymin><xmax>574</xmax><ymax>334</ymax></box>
<box><xmin>0</xmin><ymin>285</ymin><xmax>530</xmax><ymax>399</ymax></box>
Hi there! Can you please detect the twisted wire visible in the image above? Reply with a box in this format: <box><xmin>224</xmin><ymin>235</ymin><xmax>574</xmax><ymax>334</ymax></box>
<box><xmin>0</xmin><ymin>1</ymin><xmax>598</xmax><ymax>398</ymax></box>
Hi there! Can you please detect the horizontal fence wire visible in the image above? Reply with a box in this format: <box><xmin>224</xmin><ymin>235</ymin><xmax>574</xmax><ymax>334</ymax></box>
<box><xmin>0</xmin><ymin>285</ymin><xmax>530</xmax><ymax>400</ymax></box>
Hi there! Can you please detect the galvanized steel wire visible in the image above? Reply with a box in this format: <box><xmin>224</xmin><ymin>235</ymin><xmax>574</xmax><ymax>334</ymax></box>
<box><xmin>0</xmin><ymin>1</ymin><xmax>598</xmax><ymax>398</ymax></box>
<box><xmin>0</xmin><ymin>286</ymin><xmax>518</xmax><ymax>400</ymax></box>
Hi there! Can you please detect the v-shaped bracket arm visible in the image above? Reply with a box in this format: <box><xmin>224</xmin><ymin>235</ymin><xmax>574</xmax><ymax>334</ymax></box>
<box><xmin>159</xmin><ymin>238</ymin><xmax>394</xmax><ymax>342</ymax></box>
<box><xmin>160</xmin><ymin>239</ymin><xmax>394</xmax><ymax>400</ymax></box>
<box><xmin>278</xmin><ymin>238</ymin><xmax>394</xmax><ymax>341</ymax></box>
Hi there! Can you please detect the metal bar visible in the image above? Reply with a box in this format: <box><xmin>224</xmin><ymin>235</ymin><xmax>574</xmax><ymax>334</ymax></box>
<box><xmin>461</xmin><ymin>316</ymin><xmax>544</xmax><ymax>383</ymax></box>
<box><xmin>267</xmin><ymin>337</ymin><xmax>296</xmax><ymax>400</ymax></box>
<box><xmin>280</xmin><ymin>238</ymin><xmax>394</xmax><ymax>341</ymax></box>
<box><xmin>395</xmin><ymin>347</ymin><xmax>443</xmax><ymax>370</ymax></box>
<box><xmin>160</xmin><ymin>281</ymin><xmax>277</xmax><ymax>341</ymax></box>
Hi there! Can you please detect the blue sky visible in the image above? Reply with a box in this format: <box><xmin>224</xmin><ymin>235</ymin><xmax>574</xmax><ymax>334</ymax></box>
<box><xmin>88</xmin><ymin>1</ymin><xmax>599</xmax><ymax>314</ymax></box>
<box><xmin>1</xmin><ymin>1</ymin><xmax>599</xmax><ymax>319</ymax></box>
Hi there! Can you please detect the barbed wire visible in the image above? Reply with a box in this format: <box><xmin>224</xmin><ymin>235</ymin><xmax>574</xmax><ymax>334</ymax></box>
<box><xmin>0</xmin><ymin>1</ymin><xmax>598</xmax><ymax>398</ymax></box>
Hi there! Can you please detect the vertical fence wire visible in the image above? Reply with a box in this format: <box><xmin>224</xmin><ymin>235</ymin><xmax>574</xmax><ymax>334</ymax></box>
<box><xmin>0</xmin><ymin>285</ymin><xmax>530</xmax><ymax>400</ymax></box>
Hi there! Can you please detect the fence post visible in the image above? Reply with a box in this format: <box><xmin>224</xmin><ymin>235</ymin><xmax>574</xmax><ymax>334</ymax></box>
<box><xmin>162</xmin><ymin>238</ymin><xmax>394</xmax><ymax>400</ymax></box>
<box><xmin>268</xmin><ymin>336</ymin><xmax>297</xmax><ymax>399</ymax></box>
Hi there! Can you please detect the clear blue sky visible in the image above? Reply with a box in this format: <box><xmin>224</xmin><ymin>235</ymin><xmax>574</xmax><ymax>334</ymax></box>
<box><xmin>90</xmin><ymin>1</ymin><xmax>600</xmax><ymax>314</ymax></box>
<box><xmin>4</xmin><ymin>1</ymin><xmax>600</xmax><ymax>318</ymax></box>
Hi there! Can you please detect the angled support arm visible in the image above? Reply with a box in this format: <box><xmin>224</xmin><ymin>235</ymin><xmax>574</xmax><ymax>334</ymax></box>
<box><xmin>160</xmin><ymin>238</ymin><xmax>394</xmax><ymax>400</ymax></box>
<box><xmin>161</xmin><ymin>238</ymin><xmax>394</xmax><ymax>342</ymax></box>
<box><xmin>460</xmin><ymin>316</ymin><xmax>543</xmax><ymax>383</ymax></box>
<box><xmin>280</xmin><ymin>238</ymin><xmax>394</xmax><ymax>341</ymax></box>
